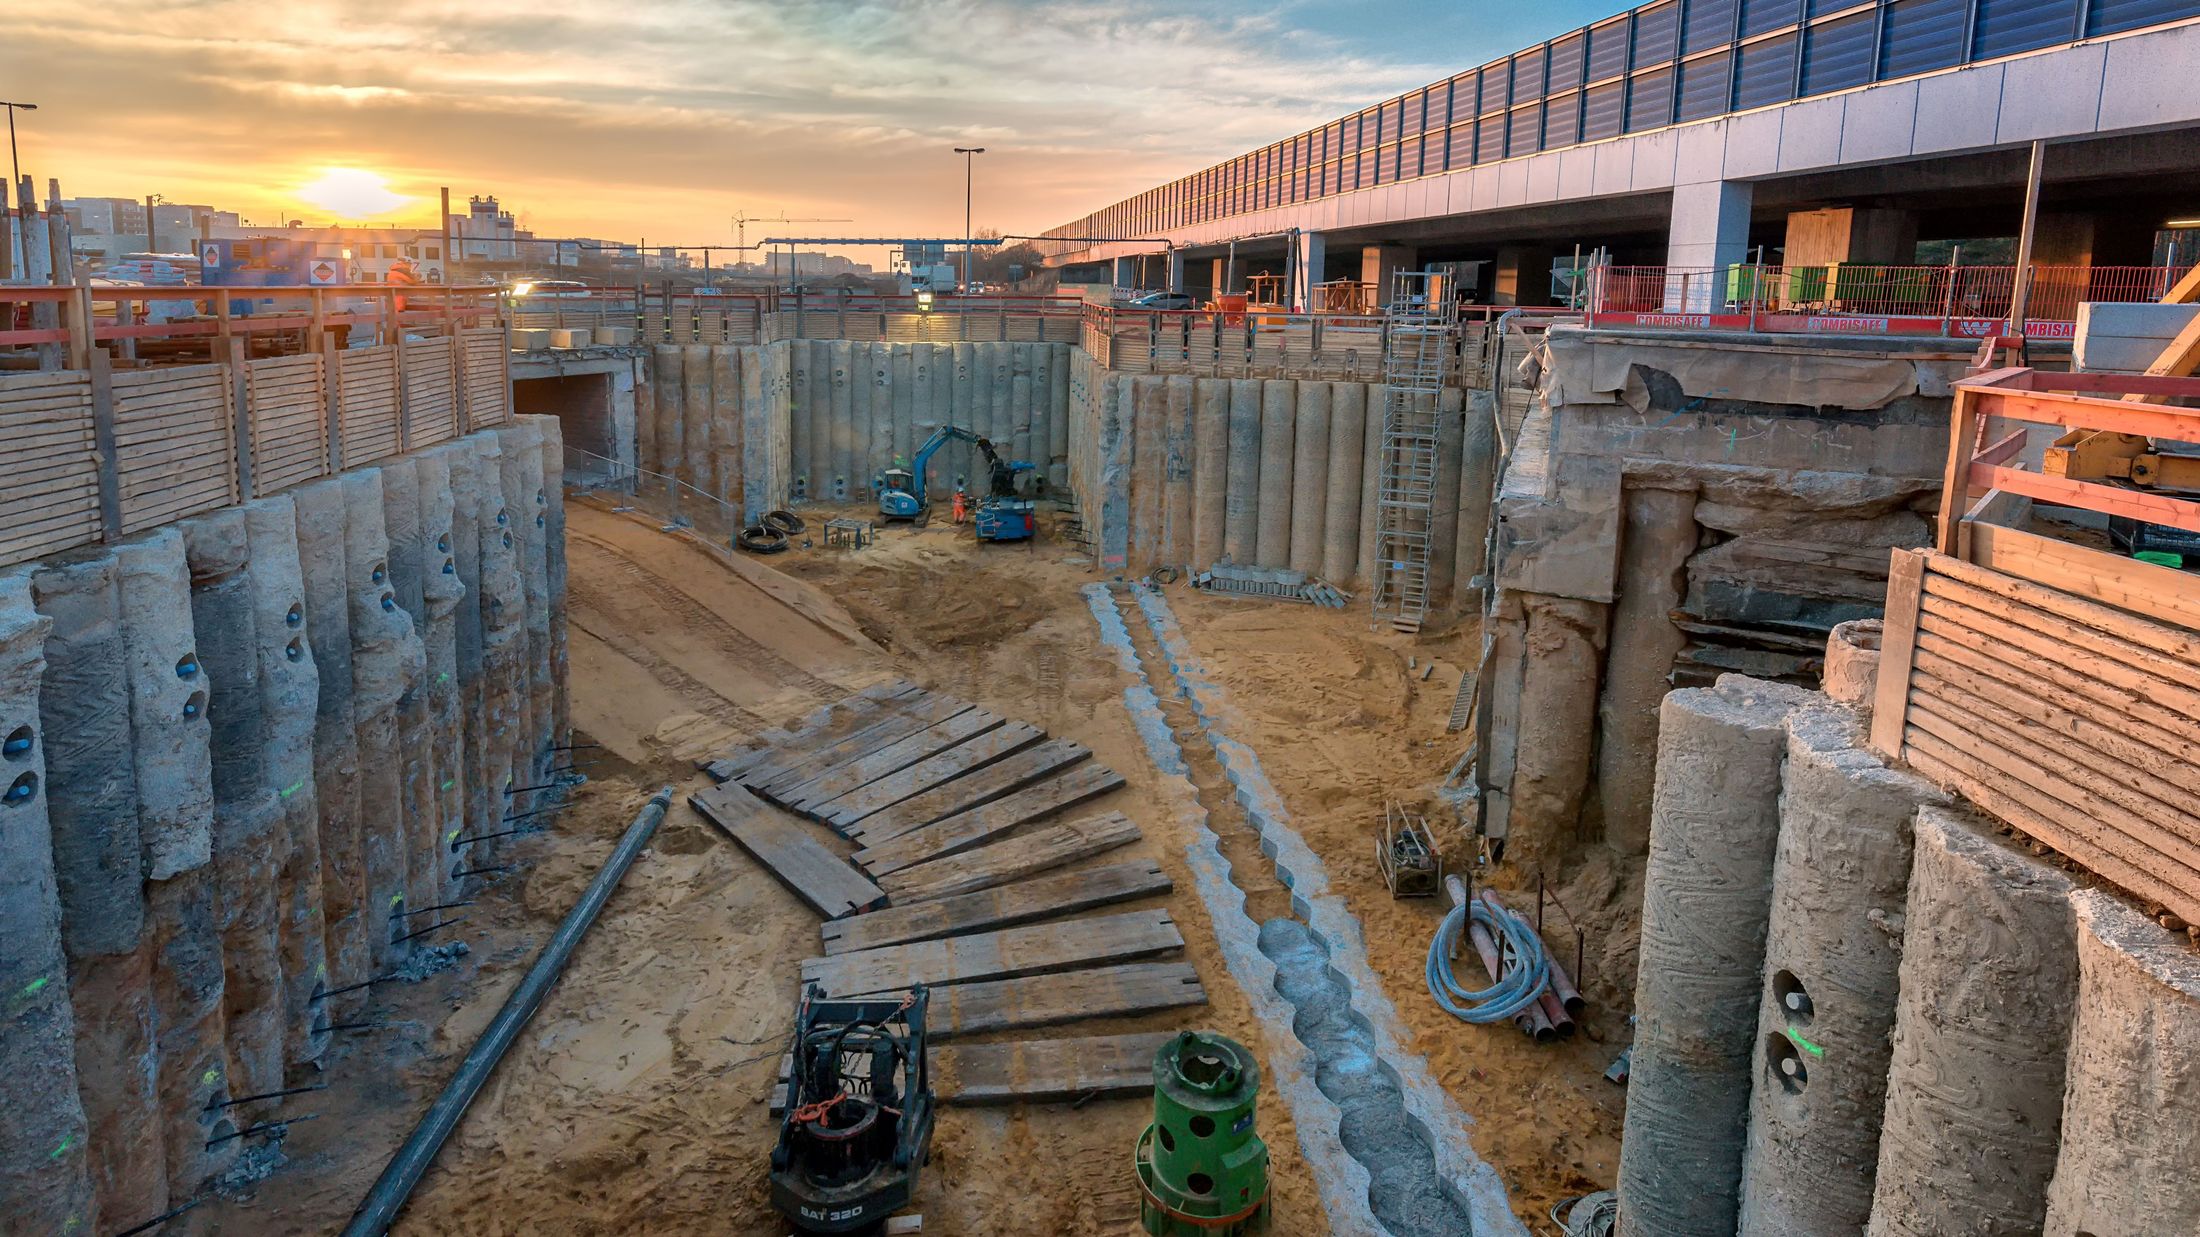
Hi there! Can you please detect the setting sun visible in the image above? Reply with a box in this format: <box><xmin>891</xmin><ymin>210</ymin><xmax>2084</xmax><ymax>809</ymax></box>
<box><xmin>296</xmin><ymin>167</ymin><xmax>412</xmax><ymax>220</ymax></box>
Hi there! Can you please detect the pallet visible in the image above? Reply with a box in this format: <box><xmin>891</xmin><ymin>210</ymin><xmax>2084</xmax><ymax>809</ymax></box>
<box><xmin>875</xmin><ymin>811</ymin><xmax>1142</xmax><ymax>904</ymax></box>
<box><xmin>819</xmin><ymin>860</ymin><xmax>1172</xmax><ymax>955</ymax></box>
<box><xmin>811</xmin><ymin>723</ymin><xmax>1050</xmax><ymax>831</ymax></box>
<box><xmin>854</xmin><ymin>763</ymin><xmax>1129</xmax><ymax>877</ymax></box>
<box><xmin>798</xmin><ymin>908</ymin><xmax>1184</xmax><ymax>997</ymax></box>
<box><xmin>928</xmin><ymin>961</ymin><xmax>1207</xmax><ymax>1040</ymax></box>
<box><xmin>842</xmin><ymin>738</ymin><xmax>1092</xmax><ymax>845</ymax></box>
<box><xmin>749</xmin><ymin>694</ymin><xmax>971</xmax><ymax>797</ymax></box>
<box><xmin>769</xmin><ymin>1031</ymin><xmax>1174</xmax><ymax>1112</ymax></box>
<box><xmin>690</xmin><ymin>783</ymin><xmax>886</xmax><ymax>919</ymax></box>
<box><xmin>705</xmin><ymin>680</ymin><xmax>918</xmax><ymax>782</ymax></box>
<box><xmin>779</xmin><ymin>708</ymin><xmax>1005</xmax><ymax>811</ymax></box>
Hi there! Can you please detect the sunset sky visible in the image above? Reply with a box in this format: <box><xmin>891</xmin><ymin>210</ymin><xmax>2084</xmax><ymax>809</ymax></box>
<box><xmin>8</xmin><ymin>0</ymin><xmax>1619</xmax><ymax>261</ymax></box>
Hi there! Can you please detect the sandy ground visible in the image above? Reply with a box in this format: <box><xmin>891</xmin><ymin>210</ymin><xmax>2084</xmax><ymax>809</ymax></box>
<box><xmin>189</xmin><ymin>497</ymin><xmax>1627</xmax><ymax>1235</ymax></box>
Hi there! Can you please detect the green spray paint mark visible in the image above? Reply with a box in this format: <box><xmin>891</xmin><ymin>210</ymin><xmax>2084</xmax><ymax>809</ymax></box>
<box><xmin>1785</xmin><ymin>1029</ymin><xmax>1825</xmax><ymax>1058</ymax></box>
<box><xmin>390</xmin><ymin>894</ymin><xmax>404</xmax><ymax>908</ymax></box>
<box><xmin>441</xmin><ymin>779</ymin><xmax>456</xmax><ymax>791</ymax></box>
<box><xmin>49</xmin><ymin>1133</ymin><xmax>76</xmax><ymax>1159</ymax></box>
<box><xmin>279</xmin><ymin>779</ymin><xmax>305</xmax><ymax>799</ymax></box>
<box><xmin>202</xmin><ymin>1067</ymin><xmax>222</xmax><ymax>1086</ymax></box>
<box><xmin>21</xmin><ymin>976</ymin><xmax>48</xmax><ymax>998</ymax></box>
<box><xmin>437</xmin><ymin>672</ymin><xmax>451</xmax><ymax>684</ymax></box>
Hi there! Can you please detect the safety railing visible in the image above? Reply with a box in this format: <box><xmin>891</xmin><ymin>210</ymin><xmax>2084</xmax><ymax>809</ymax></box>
<box><xmin>1</xmin><ymin>283</ymin><xmax>508</xmax><ymax>369</ymax></box>
<box><xmin>1586</xmin><ymin>262</ymin><xmax>2196</xmax><ymax>339</ymax></box>
<box><xmin>1076</xmin><ymin>301</ymin><xmax>1576</xmax><ymax>382</ymax></box>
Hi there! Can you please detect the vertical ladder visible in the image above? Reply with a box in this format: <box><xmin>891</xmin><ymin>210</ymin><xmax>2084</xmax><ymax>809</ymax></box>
<box><xmin>1372</xmin><ymin>270</ymin><xmax>1456</xmax><ymax>633</ymax></box>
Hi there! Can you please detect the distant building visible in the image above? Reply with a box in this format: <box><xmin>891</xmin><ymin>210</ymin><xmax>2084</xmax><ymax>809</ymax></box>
<box><xmin>453</xmin><ymin>194</ymin><xmax>529</xmax><ymax>262</ymax></box>
<box><xmin>203</xmin><ymin>224</ymin><xmax>447</xmax><ymax>283</ymax></box>
<box><xmin>63</xmin><ymin>197</ymin><xmax>238</xmax><ymax>262</ymax></box>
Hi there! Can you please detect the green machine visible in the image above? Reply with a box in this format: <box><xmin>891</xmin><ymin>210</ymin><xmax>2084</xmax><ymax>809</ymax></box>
<box><xmin>1135</xmin><ymin>1031</ymin><xmax>1270</xmax><ymax>1235</ymax></box>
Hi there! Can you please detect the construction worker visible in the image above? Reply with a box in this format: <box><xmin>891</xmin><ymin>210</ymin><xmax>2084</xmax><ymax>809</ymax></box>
<box><xmin>386</xmin><ymin>255</ymin><xmax>421</xmax><ymax>312</ymax></box>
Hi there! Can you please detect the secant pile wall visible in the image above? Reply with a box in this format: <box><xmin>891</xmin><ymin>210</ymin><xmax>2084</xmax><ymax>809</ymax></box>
<box><xmin>638</xmin><ymin>340</ymin><xmax>1069</xmax><ymax>522</ymax></box>
<box><xmin>0</xmin><ymin>418</ymin><xmax>569</xmax><ymax>1237</ymax></box>
<box><xmin>1477</xmin><ymin>326</ymin><xmax>1964</xmax><ymax>878</ymax></box>
<box><xmin>1064</xmin><ymin>357</ymin><xmax>1479</xmax><ymax>599</ymax></box>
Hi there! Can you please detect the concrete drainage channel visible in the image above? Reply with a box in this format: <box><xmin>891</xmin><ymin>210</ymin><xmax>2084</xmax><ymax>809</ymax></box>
<box><xmin>1085</xmin><ymin>583</ymin><xmax>1525</xmax><ymax>1236</ymax></box>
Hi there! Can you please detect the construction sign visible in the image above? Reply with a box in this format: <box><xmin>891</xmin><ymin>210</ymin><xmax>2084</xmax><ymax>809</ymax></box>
<box><xmin>308</xmin><ymin>259</ymin><xmax>342</xmax><ymax>285</ymax></box>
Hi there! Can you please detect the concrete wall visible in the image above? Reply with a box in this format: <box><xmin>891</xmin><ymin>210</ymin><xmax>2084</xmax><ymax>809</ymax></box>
<box><xmin>635</xmin><ymin>340</ymin><xmax>1071</xmax><ymax>525</ymax></box>
<box><xmin>0</xmin><ymin>425</ymin><xmax>565</xmax><ymax>1228</ymax></box>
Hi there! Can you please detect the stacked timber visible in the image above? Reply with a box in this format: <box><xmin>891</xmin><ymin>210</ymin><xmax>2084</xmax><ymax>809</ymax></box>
<box><xmin>689</xmin><ymin>680</ymin><xmax>1203</xmax><ymax>1109</ymax></box>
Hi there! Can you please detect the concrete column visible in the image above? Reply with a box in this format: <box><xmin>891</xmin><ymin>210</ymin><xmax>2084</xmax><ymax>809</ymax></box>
<box><xmin>947</xmin><ymin>342</ymin><xmax>978</xmax><ymax>494</ymax></box>
<box><xmin>608</xmin><ymin>358</ymin><xmax>638</xmax><ymax>477</ymax></box>
<box><xmin>1739</xmin><ymin>706</ymin><xmax>1947</xmax><ymax>1237</ymax></box>
<box><xmin>1097</xmin><ymin>371</ymin><xmax>1132</xmax><ymax>573</ymax></box>
<box><xmin>1356</xmin><ymin>384</ymin><xmax>1383</xmax><ymax>593</ymax></box>
<box><xmin>503</xmin><ymin>421</ymin><xmax>552</xmax><ymax>784</ymax></box>
<box><xmin>1595</xmin><ymin>486</ymin><xmax>1699</xmax><ymax>854</ymax></box>
<box><xmin>344</xmin><ymin>471</ymin><xmax>425</xmax><ymax>966</ymax></box>
<box><xmin>1665</xmin><ymin>180</ymin><xmax>1754</xmax><ymax>312</ymax></box>
<box><xmin>414</xmin><ymin>450</ymin><xmax>470</xmax><ymax>908</ymax></box>
<box><xmin>828</xmin><ymin>339</ymin><xmax>855</xmax><ymax>502</ymax></box>
<box><xmin>440</xmin><ymin>445</ymin><xmax>487</xmax><ymax>853</ymax></box>
<box><xmin>808</xmin><ymin>340</ymin><xmax>834</xmax><ymax>501</ymax></box>
<box><xmin>1191</xmin><ymin>378</ymin><xmax>1229</xmax><ymax>572</ymax></box>
<box><xmin>469</xmin><ymin>432</ymin><xmax>526</xmax><ymax>885</ymax></box>
<box><xmin>33</xmin><ymin>553</ymin><xmax>167</xmax><ymax>1223</ymax></box>
<box><xmin>376</xmin><ymin>461</ymin><xmax>441</xmax><ymax>931</ymax></box>
<box><xmin>178</xmin><ymin>510</ymin><xmax>288</xmax><ymax>1100</ymax></box>
<box><xmin>866</xmin><ymin>342</ymin><xmax>893</xmax><ymax>496</ymax></box>
<box><xmin>1159</xmin><ymin>376</ymin><xmax>1194</xmax><ymax>567</ymax></box>
<box><xmin>242</xmin><ymin>496</ymin><xmax>329</xmax><ymax>1070</ymax></box>
<box><xmin>1208</xmin><ymin>258</ymin><xmax>1226</xmax><ymax>299</ymax></box>
<box><xmin>710</xmin><ymin>345</ymin><xmax>743</xmax><ymax>507</ymax></box>
<box><xmin>2044</xmin><ymin>890</ymin><xmax>2200</xmax><ymax>1234</ymax></box>
<box><xmin>788</xmin><ymin>340</ymin><xmax>813</xmax><ymax>501</ymax></box>
<box><xmin>1454</xmin><ymin>391</ymin><xmax>1496</xmax><ymax>612</ymax></box>
<box><xmin>1427</xmin><ymin>387</ymin><xmax>1464</xmax><ymax>607</ymax></box>
<box><xmin>532</xmin><ymin>418</ymin><xmax>569</xmax><ymax>757</ymax></box>
<box><xmin>1011</xmin><ymin>343</ymin><xmax>1038</xmax><ymax>482</ymax></box>
<box><xmin>1781</xmin><ymin>206</ymin><xmax>1918</xmax><ymax>268</ymax></box>
<box><xmin>1289</xmin><ymin>381</ymin><xmax>1330</xmax><ymax>577</ymax></box>
<box><xmin>1223</xmin><ymin>379</ymin><xmax>1262</xmax><ymax>565</ymax></box>
<box><xmin>1493</xmin><ymin>247</ymin><xmax>1553</xmax><ymax>307</ymax></box>
<box><xmin>988</xmin><ymin>344</ymin><xmax>1013</xmax><ymax>464</ymax></box>
<box><xmin>293</xmin><ymin>480</ymin><xmax>367</xmax><ymax>1015</ymax></box>
<box><xmin>634</xmin><ymin>351</ymin><xmax>659</xmax><ymax>479</ymax></box>
<box><xmin>0</xmin><ymin>569</ymin><xmax>96</xmax><ymax>1236</ymax></box>
<box><xmin>1113</xmin><ymin>256</ymin><xmax>1138</xmax><ymax>289</ymax></box>
<box><xmin>651</xmin><ymin>345</ymin><xmax>685</xmax><ymax>490</ymax></box>
<box><xmin>909</xmin><ymin>344</ymin><xmax>939</xmax><ymax>492</ymax></box>
<box><xmin>1255</xmin><ymin>380</ymin><xmax>1297</xmax><ymax>569</ymax></box>
<box><xmin>1321</xmin><ymin>380</ymin><xmax>1364</xmax><ymax>586</ymax></box>
<box><xmin>1503</xmin><ymin>594</ymin><xmax>1609</xmax><ymax>876</ymax></box>
<box><xmin>145</xmin><ymin>860</ymin><xmax>236</xmax><ymax>1192</ymax></box>
<box><xmin>740</xmin><ymin>344</ymin><xmax>777</xmax><ymax>523</ymax></box>
<box><xmin>1361</xmin><ymin>245</ymin><xmax>1417</xmax><ymax>305</ymax></box>
<box><xmin>1165</xmin><ymin>248</ymin><xmax>1186</xmax><ymax>294</ymax></box>
<box><xmin>890</xmin><ymin>343</ymin><xmax>915</xmax><ymax>482</ymax></box>
<box><xmin>1047</xmin><ymin>343</ymin><xmax>1071</xmax><ymax>490</ymax></box>
<box><xmin>680</xmin><ymin>343</ymin><xmax>712</xmax><ymax>499</ymax></box>
<box><xmin>1128</xmin><ymin>378</ymin><xmax>1163</xmax><ymax>568</ymax></box>
<box><xmin>1869</xmin><ymin>806</ymin><xmax>2076</xmax><ymax>1237</ymax></box>
<box><xmin>1288</xmin><ymin>231</ymin><xmax>1327</xmax><ymax>312</ymax></box>
<box><xmin>1617</xmin><ymin>676</ymin><xmax>1818</xmax><ymax>1237</ymax></box>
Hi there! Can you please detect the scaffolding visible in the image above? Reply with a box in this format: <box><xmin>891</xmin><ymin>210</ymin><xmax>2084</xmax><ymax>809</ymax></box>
<box><xmin>1372</xmin><ymin>270</ymin><xmax>1456</xmax><ymax>632</ymax></box>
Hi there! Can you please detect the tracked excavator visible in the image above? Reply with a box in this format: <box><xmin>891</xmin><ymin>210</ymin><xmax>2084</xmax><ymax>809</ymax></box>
<box><xmin>875</xmin><ymin>424</ymin><xmax>1036</xmax><ymax>542</ymax></box>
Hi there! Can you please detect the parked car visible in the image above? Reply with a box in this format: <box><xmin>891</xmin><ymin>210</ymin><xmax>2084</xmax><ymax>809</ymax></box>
<box><xmin>1125</xmin><ymin>291</ymin><xmax>1198</xmax><ymax>310</ymax></box>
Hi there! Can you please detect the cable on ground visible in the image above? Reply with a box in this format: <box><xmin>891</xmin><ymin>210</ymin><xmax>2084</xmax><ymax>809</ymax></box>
<box><xmin>1425</xmin><ymin>893</ymin><xmax>1551</xmax><ymax>1024</ymax></box>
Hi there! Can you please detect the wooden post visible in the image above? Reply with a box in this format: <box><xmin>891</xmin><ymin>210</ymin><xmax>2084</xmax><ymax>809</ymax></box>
<box><xmin>66</xmin><ymin>283</ymin><xmax>93</xmax><ymax>373</ymax></box>
<box><xmin>1936</xmin><ymin>388</ymin><xmax>1985</xmax><ymax>554</ymax></box>
<box><xmin>449</xmin><ymin>322</ymin><xmax>467</xmax><ymax>436</ymax></box>
<box><xmin>87</xmin><ymin>349</ymin><xmax>125</xmax><ymax>542</ymax></box>
<box><xmin>395</xmin><ymin>335</ymin><xmax>414</xmax><ymax>451</ymax></box>
<box><xmin>383</xmin><ymin>287</ymin><xmax>400</xmax><ymax>348</ymax></box>
<box><xmin>322</xmin><ymin>333</ymin><xmax>345</xmax><ymax>474</ymax></box>
<box><xmin>1867</xmin><ymin>548</ymin><xmax>1928</xmax><ymax>761</ymax></box>
<box><xmin>214</xmin><ymin>288</ymin><xmax>233</xmax><ymax>365</ymax></box>
<box><xmin>309</xmin><ymin>287</ymin><xmax>327</xmax><ymax>351</ymax></box>
<box><xmin>229</xmin><ymin>336</ymin><xmax>256</xmax><ymax>500</ymax></box>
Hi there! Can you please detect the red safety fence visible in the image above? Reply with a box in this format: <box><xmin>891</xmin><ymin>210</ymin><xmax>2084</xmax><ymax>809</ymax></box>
<box><xmin>1586</xmin><ymin>263</ymin><xmax>2195</xmax><ymax>339</ymax></box>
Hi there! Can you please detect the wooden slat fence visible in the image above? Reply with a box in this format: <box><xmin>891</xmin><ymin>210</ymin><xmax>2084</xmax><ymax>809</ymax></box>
<box><xmin>338</xmin><ymin>347</ymin><xmax>402</xmax><ymax>466</ymax></box>
<box><xmin>402</xmin><ymin>335</ymin><xmax>460</xmax><ymax>446</ymax></box>
<box><xmin>0</xmin><ymin>372</ymin><xmax>102</xmax><ymax>564</ymax></box>
<box><xmin>461</xmin><ymin>328</ymin><xmax>509</xmax><ymax>427</ymax></box>
<box><xmin>112</xmin><ymin>364</ymin><xmax>237</xmax><ymax>534</ymax></box>
<box><xmin>246</xmin><ymin>354</ymin><xmax>328</xmax><ymax>496</ymax></box>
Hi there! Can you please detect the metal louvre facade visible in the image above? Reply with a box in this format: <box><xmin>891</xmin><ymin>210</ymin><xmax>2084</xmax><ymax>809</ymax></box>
<box><xmin>1045</xmin><ymin>0</ymin><xmax>2200</xmax><ymax>246</ymax></box>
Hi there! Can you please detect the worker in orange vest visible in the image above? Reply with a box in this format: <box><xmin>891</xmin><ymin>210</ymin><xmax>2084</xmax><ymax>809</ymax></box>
<box><xmin>387</xmin><ymin>256</ymin><xmax>421</xmax><ymax>313</ymax></box>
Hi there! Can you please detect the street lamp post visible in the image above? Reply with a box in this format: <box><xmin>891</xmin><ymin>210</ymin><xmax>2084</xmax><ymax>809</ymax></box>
<box><xmin>954</xmin><ymin>146</ymin><xmax>985</xmax><ymax>295</ymax></box>
<box><xmin>1</xmin><ymin>101</ymin><xmax>34</xmax><ymax>197</ymax></box>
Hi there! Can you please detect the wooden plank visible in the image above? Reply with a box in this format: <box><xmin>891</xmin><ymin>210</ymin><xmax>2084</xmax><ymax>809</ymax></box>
<box><xmin>855</xmin><ymin>763</ymin><xmax>1130</xmax><ymax>877</ymax></box>
<box><xmin>716</xmin><ymin>683</ymin><xmax>928</xmax><ymax>783</ymax></box>
<box><xmin>1959</xmin><ymin>524</ymin><xmax>2200</xmax><ymax>638</ymax></box>
<box><xmin>813</xmin><ymin>723</ymin><xmax>1056</xmax><ymax>831</ymax></box>
<box><xmin>844</xmin><ymin>739</ymin><xmax>1092</xmax><ymax>845</ymax></box>
<box><xmin>798</xmin><ymin>908</ymin><xmax>1184</xmax><ymax>997</ymax></box>
<box><xmin>1869</xmin><ymin>547</ymin><xmax>1927</xmax><ymax>759</ymax></box>
<box><xmin>927</xmin><ymin>961</ymin><xmax>1206</xmax><ymax>1040</ymax></box>
<box><xmin>937</xmin><ymin>1033</ymin><xmax>1173</xmax><ymax>1107</ymax></box>
<box><xmin>820</xmin><ymin>860</ymin><xmax>1172</xmax><ymax>955</ymax></box>
<box><xmin>779</xmin><ymin>708</ymin><xmax>1007</xmax><ymax>812</ymax></box>
<box><xmin>1916</xmin><ymin>593</ymin><xmax>2200</xmax><ymax>728</ymax></box>
<box><xmin>876</xmin><ymin>811</ymin><xmax>1142</xmax><ymax>904</ymax></box>
<box><xmin>1910</xmin><ymin>650</ymin><xmax>2200</xmax><ymax>799</ymax></box>
<box><xmin>750</xmin><ymin>695</ymin><xmax>971</xmax><ymax>797</ymax></box>
<box><xmin>689</xmin><ymin>783</ymin><xmax>885</xmax><ymax>919</ymax></box>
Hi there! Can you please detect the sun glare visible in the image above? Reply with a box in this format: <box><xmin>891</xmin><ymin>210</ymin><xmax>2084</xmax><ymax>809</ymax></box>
<box><xmin>296</xmin><ymin>167</ymin><xmax>412</xmax><ymax>220</ymax></box>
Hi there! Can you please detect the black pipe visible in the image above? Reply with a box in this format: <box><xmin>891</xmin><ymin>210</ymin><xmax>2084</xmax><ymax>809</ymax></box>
<box><xmin>340</xmin><ymin>786</ymin><xmax>674</xmax><ymax>1237</ymax></box>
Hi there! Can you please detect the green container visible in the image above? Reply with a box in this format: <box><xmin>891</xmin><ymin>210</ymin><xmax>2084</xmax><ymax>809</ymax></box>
<box><xmin>1137</xmin><ymin>1031</ymin><xmax>1270</xmax><ymax>1236</ymax></box>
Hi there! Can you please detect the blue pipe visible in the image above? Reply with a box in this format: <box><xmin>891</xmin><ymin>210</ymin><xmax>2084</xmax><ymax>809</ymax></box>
<box><xmin>1425</xmin><ymin>896</ymin><xmax>1550</xmax><ymax>1025</ymax></box>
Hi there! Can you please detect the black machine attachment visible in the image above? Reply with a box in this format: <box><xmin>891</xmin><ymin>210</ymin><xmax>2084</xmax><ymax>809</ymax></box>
<box><xmin>770</xmin><ymin>985</ymin><xmax>936</xmax><ymax>1235</ymax></box>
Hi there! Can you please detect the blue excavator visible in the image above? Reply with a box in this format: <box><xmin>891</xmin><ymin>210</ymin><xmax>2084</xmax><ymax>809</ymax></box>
<box><xmin>875</xmin><ymin>425</ymin><xmax>1037</xmax><ymax>542</ymax></box>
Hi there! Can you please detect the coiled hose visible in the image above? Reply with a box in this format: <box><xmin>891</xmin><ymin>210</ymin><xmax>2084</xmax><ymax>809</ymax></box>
<box><xmin>1425</xmin><ymin>891</ymin><xmax>1551</xmax><ymax>1024</ymax></box>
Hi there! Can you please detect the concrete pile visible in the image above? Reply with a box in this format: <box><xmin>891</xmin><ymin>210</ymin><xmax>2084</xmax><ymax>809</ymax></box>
<box><xmin>639</xmin><ymin>339</ymin><xmax>1059</xmax><ymax>524</ymax></box>
<box><xmin>0</xmin><ymin>419</ymin><xmax>568</xmax><ymax>1235</ymax></box>
<box><xmin>1070</xmin><ymin>368</ymin><xmax>1475</xmax><ymax>598</ymax></box>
